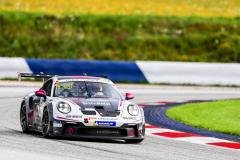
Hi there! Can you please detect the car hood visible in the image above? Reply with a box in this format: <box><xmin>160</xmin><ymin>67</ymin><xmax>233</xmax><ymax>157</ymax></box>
<box><xmin>66</xmin><ymin>97</ymin><xmax>121</xmax><ymax>112</ymax></box>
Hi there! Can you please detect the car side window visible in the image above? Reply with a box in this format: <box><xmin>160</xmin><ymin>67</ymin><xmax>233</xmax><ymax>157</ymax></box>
<box><xmin>42</xmin><ymin>80</ymin><xmax>53</xmax><ymax>97</ymax></box>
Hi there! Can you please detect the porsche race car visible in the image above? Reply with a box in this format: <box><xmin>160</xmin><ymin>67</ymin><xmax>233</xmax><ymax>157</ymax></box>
<box><xmin>19</xmin><ymin>73</ymin><xmax>145</xmax><ymax>143</ymax></box>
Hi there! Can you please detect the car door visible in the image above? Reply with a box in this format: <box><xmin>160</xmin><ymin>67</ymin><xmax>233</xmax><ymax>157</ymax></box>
<box><xmin>33</xmin><ymin>79</ymin><xmax>53</xmax><ymax>130</ymax></box>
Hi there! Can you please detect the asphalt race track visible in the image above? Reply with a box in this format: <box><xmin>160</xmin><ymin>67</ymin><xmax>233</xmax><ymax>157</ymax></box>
<box><xmin>1</xmin><ymin>86</ymin><xmax>240</xmax><ymax>160</ymax></box>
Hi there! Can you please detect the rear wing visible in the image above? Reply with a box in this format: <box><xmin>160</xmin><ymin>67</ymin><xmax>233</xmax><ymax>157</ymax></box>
<box><xmin>17</xmin><ymin>72</ymin><xmax>108</xmax><ymax>82</ymax></box>
<box><xmin>17</xmin><ymin>72</ymin><xmax>59</xmax><ymax>82</ymax></box>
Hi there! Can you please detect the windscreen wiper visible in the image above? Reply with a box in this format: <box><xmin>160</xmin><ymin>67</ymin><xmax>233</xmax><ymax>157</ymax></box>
<box><xmin>84</xmin><ymin>82</ymin><xmax>91</xmax><ymax>98</ymax></box>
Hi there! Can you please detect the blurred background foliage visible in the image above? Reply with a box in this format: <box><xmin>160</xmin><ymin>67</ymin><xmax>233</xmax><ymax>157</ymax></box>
<box><xmin>0</xmin><ymin>0</ymin><xmax>240</xmax><ymax>62</ymax></box>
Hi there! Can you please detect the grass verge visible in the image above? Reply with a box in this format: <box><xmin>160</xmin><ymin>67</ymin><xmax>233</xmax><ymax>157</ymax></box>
<box><xmin>166</xmin><ymin>100</ymin><xmax>240</xmax><ymax>136</ymax></box>
<box><xmin>1</xmin><ymin>11</ymin><xmax>240</xmax><ymax>62</ymax></box>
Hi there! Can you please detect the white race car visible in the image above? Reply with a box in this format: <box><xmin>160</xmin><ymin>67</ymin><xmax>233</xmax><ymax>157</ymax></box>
<box><xmin>19</xmin><ymin>73</ymin><xmax>145</xmax><ymax>143</ymax></box>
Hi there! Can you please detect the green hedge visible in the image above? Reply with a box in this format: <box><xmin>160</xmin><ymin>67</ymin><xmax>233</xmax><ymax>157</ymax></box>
<box><xmin>1</xmin><ymin>11</ymin><xmax>240</xmax><ymax>62</ymax></box>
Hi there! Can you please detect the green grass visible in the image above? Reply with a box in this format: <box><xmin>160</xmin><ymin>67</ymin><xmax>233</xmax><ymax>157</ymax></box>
<box><xmin>166</xmin><ymin>100</ymin><xmax>240</xmax><ymax>136</ymax></box>
<box><xmin>1</xmin><ymin>11</ymin><xmax>240</xmax><ymax>62</ymax></box>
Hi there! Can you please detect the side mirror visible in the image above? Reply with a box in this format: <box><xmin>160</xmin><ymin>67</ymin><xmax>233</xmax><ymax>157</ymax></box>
<box><xmin>35</xmin><ymin>90</ymin><xmax>47</xmax><ymax>99</ymax></box>
<box><xmin>126</xmin><ymin>93</ymin><xmax>134</xmax><ymax>100</ymax></box>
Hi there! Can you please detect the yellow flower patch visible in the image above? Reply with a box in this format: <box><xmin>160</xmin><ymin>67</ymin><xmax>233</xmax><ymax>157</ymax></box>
<box><xmin>0</xmin><ymin>0</ymin><xmax>239</xmax><ymax>17</ymax></box>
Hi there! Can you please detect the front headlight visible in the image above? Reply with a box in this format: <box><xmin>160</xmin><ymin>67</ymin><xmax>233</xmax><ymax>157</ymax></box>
<box><xmin>127</xmin><ymin>104</ymin><xmax>139</xmax><ymax>116</ymax></box>
<box><xmin>57</xmin><ymin>102</ymin><xmax>71</xmax><ymax>114</ymax></box>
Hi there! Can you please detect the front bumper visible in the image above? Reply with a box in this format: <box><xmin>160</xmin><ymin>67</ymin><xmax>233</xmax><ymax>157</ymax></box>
<box><xmin>51</xmin><ymin>121</ymin><xmax>145</xmax><ymax>140</ymax></box>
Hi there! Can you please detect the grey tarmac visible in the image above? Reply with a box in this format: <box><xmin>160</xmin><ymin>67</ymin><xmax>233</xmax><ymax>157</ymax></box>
<box><xmin>1</xmin><ymin>85</ymin><xmax>240</xmax><ymax>160</ymax></box>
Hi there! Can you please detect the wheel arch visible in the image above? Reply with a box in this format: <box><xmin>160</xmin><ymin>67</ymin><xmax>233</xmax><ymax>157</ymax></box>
<box><xmin>43</xmin><ymin>102</ymin><xmax>54</xmax><ymax>135</ymax></box>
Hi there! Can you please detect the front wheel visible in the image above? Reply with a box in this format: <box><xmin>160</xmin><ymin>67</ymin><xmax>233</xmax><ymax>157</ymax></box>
<box><xmin>42</xmin><ymin>108</ymin><xmax>50</xmax><ymax>138</ymax></box>
<box><xmin>125</xmin><ymin>139</ymin><xmax>143</xmax><ymax>143</ymax></box>
<box><xmin>20</xmin><ymin>103</ymin><xmax>29</xmax><ymax>133</ymax></box>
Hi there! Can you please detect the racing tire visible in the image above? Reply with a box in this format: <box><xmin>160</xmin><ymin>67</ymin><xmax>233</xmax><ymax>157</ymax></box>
<box><xmin>42</xmin><ymin>107</ymin><xmax>50</xmax><ymax>138</ymax></box>
<box><xmin>125</xmin><ymin>139</ymin><xmax>143</xmax><ymax>143</ymax></box>
<box><xmin>142</xmin><ymin>124</ymin><xmax>145</xmax><ymax>136</ymax></box>
<box><xmin>20</xmin><ymin>103</ymin><xmax>29</xmax><ymax>133</ymax></box>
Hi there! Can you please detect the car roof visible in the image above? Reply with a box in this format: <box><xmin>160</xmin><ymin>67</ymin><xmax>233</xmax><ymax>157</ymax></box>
<box><xmin>55</xmin><ymin>76</ymin><xmax>113</xmax><ymax>84</ymax></box>
<box><xmin>57</xmin><ymin>76</ymin><xmax>107</xmax><ymax>80</ymax></box>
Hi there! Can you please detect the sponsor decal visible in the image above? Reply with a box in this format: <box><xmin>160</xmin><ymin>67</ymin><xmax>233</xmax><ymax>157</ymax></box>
<box><xmin>66</xmin><ymin>115</ymin><xmax>82</xmax><ymax>118</ymax></box>
<box><xmin>57</xmin><ymin>84</ymin><xmax>73</xmax><ymax>90</ymax></box>
<box><xmin>56</xmin><ymin>116</ymin><xmax>78</xmax><ymax>121</ymax></box>
<box><xmin>88</xmin><ymin>117</ymin><xmax>97</xmax><ymax>120</ymax></box>
<box><xmin>98</xmin><ymin>117</ymin><xmax>118</xmax><ymax>120</ymax></box>
<box><xmin>96</xmin><ymin>130</ymin><xmax>119</xmax><ymax>134</ymax></box>
<box><xmin>91</xmin><ymin>121</ymin><xmax>116</xmax><ymax>126</ymax></box>
<box><xmin>82</xmin><ymin>102</ymin><xmax>111</xmax><ymax>106</ymax></box>
<box><xmin>72</xmin><ymin>98</ymin><xmax>84</xmax><ymax>101</ymax></box>
<box><xmin>85</xmin><ymin>99</ymin><xmax>117</xmax><ymax>102</ymax></box>
<box><xmin>59</xmin><ymin>79</ymin><xmax>111</xmax><ymax>83</ymax></box>
<box><xmin>68</xmin><ymin>128</ymin><xmax>73</xmax><ymax>134</ymax></box>
<box><xmin>53</xmin><ymin>120</ymin><xmax>62</xmax><ymax>127</ymax></box>
<box><xmin>123</xmin><ymin>117</ymin><xmax>137</xmax><ymax>120</ymax></box>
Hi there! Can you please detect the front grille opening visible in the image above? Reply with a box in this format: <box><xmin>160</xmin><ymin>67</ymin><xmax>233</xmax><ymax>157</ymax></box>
<box><xmin>78</xmin><ymin>128</ymin><xmax>127</xmax><ymax>137</ymax></box>
<box><xmin>107</xmin><ymin>111</ymin><xmax>120</xmax><ymax>116</ymax></box>
<box><xmin>81</xmin><ymin>111</ymin><xmax>96</xmax><ymax>115</ymax></box>
<box><xmin>95</xmin><ymin>106</ymin><xmax>104</xmax><ymax>110</ymax></box>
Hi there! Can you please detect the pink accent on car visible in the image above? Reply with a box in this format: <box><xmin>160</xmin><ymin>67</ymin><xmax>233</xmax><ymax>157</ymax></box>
<box><xmin>120</xmin><ymin>99</ymin><xmax>123</xmax><ymax>107</ymax></box>
<box><xmin>68</xmin><ymin>128</ymin><xmax>73</xmax><ymax>134</ymax></box>
<box><xmin>128</xmin><ymin>120</ymin><xmax>141</xmax><ymax>122</ymax></box>
<box><xmin>56</xmin><ymin>116</ymin><xmax>78</xmax><ymax>121</ymax></box>
<box><xmin>126</xmin><ymin>93</ymin><xmax>134</xmax><ymax>100</ymax></box>
<box><xmin>130</xmin><ymin>130</ymin><xmax>134</xmax><ymax>136</ymax></box>
<box><xmin>67</xmin><ymin>76</ymin><xmax>96</xmax><ymax>79</ymax></box>
<box><xmin>72</xmin><ymin>98</ymin><xmax>80</xmax><ymax>101</ymax></box>
<box><xmin>35</xmin><ymin>90</ymin><xmax>46</xmax><ymax>97</ymax></box>
<box><xmin>28</xmin><ymin>108</ymin><xmax>35</xmax><ymax>121</ymax></box>
<box><xmin>59</xmin><ymin>98</ymin><xmax>76</xmax><ymax>105</ymax></box>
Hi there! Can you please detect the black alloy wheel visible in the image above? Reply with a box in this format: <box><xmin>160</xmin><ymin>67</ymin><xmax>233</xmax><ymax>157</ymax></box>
<box><xmin>42</xmin><ymin>108</ymin><xmax>50</xmax><ymax>138</ymax></box>
<box><xmin>20</xmin><ymin>103</ymin><xmax>29</xmax><ymax>133</ymax></box>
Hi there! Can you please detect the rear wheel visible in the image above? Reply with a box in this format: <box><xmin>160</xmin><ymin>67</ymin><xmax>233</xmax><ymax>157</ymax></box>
<box><xmin>20</xmin><ymin>103</ymin><xmax>29</xmax><ymax>133</ymax></box>
<box><xmin>42</xmin><ymin>108</ymin><xmax>50</xmax><ymax>138</ymax></box>
<box><xmin>125</xmin><ymin>139</ymin><xmax>143</xmax><ymax>143</ymax></box>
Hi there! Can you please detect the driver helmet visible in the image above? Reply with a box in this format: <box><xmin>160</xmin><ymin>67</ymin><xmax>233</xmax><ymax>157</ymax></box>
<box><xmin>91</xmin><ymin>83</ymin><xmax>103</xmax><ymax>93</ymax></box>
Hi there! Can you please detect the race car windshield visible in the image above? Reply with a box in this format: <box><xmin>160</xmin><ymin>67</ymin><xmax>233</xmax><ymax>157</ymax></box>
<box><xmin>85</xmin><ymin>82</ymin><xmax>122</xmax><ymax>99</ymax></box>
<box><xmin>54</xmin><ymin>81</ymin><xmax>122</xmax><ymax>99</ymax></box>
<box><xmin>54</xmin><ymin>81</ymin><xmax>89</xmax><ymax>98</ymax></box>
